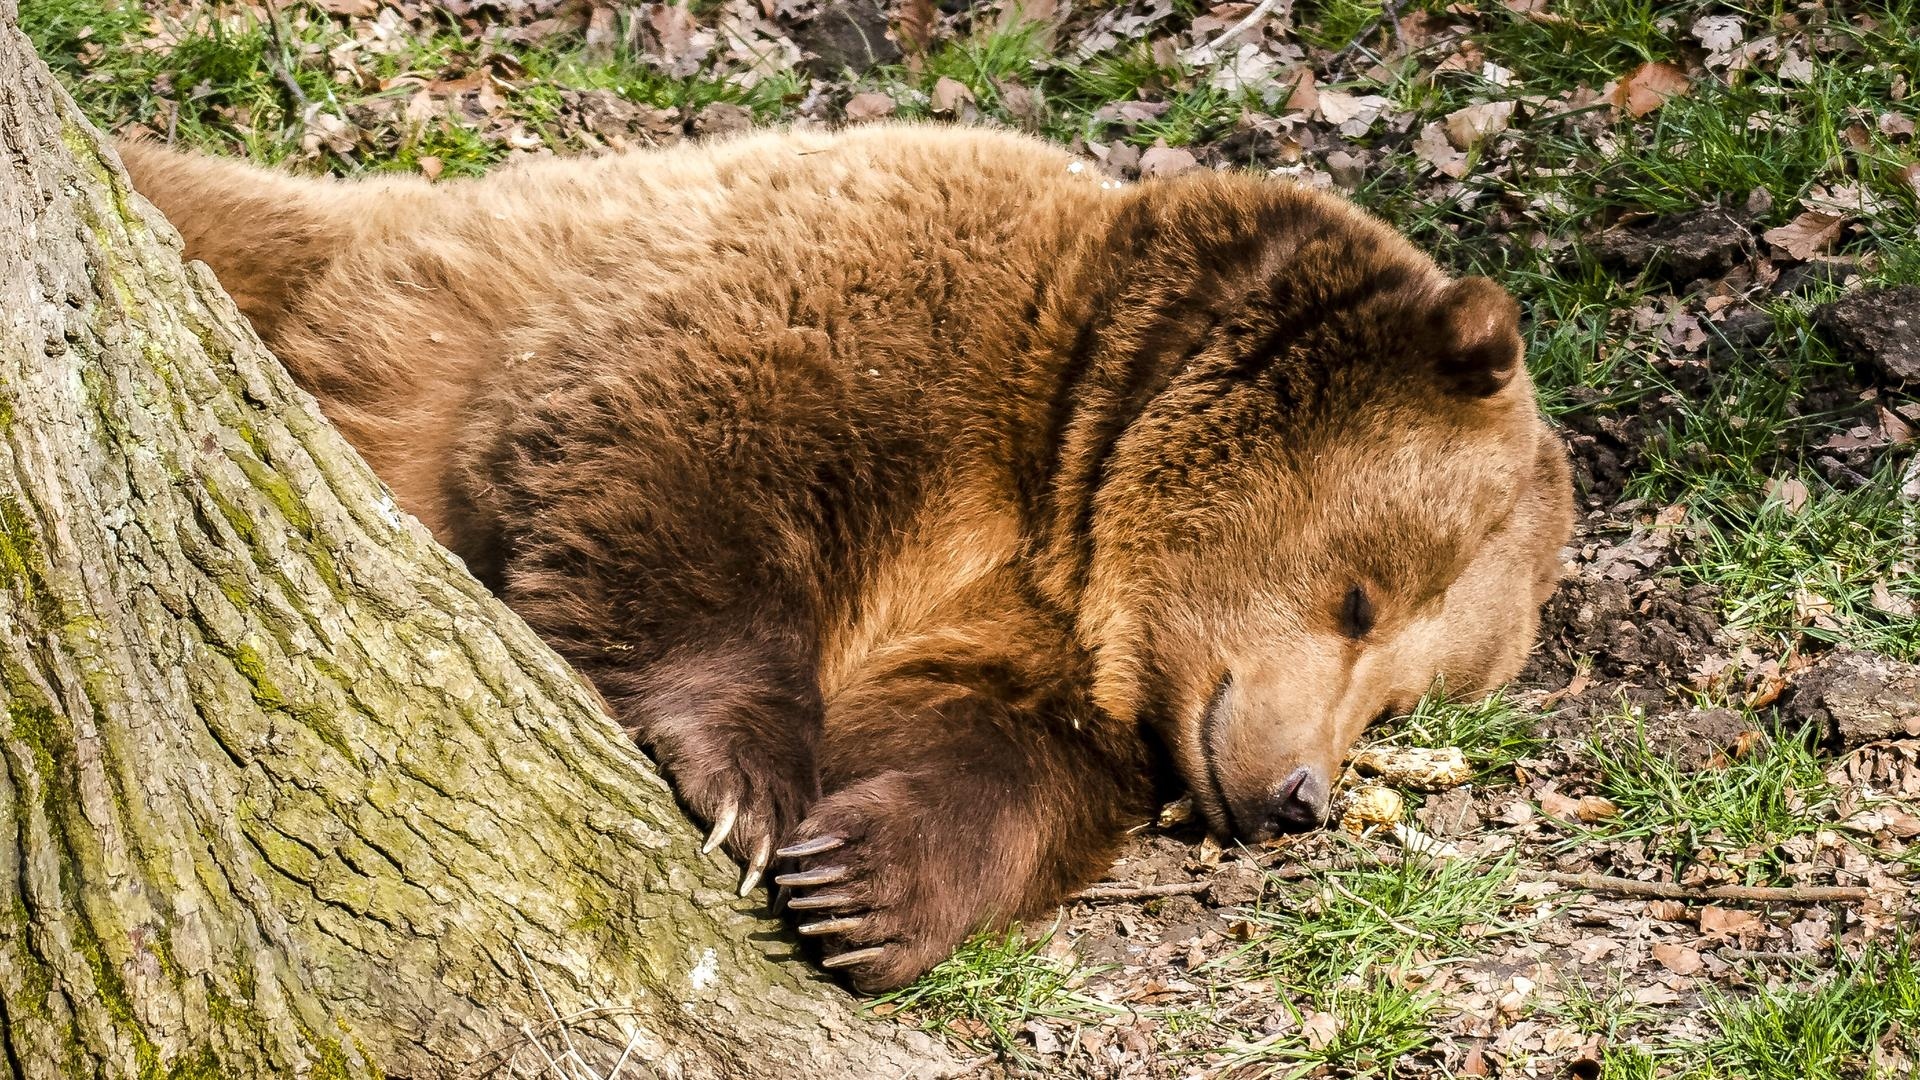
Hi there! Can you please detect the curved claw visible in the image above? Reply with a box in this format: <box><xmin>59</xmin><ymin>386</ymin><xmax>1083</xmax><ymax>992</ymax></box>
<box><xmin>774</xmin><ymin>864</ymin><xmax>849</xmax><ymax>888</ymax></box>
<box><xmin>785</xmin><ymin>891</ymin><xmax>854</xmax><ymax>911</ymax></box>
<box><xmin>798</xmin><ymin>916</ymin><xmax>866</xmax><ymax>936</ymax></box>
<box><xmin>821</xmin><ymin>946</ymin><xmax>887</xmax><ymax>970</ymax></box>
<box><xmin>738</xmin><ymin>836</ymin><xmax>772</xmax><ymax>897</ymax></box>
<box><xmin>776</xmin><ymin>835</ymin><xmax>845</xmax><ymax>859</ymax></box>
<box><xmin>701</xmin><ymin>803</ymin><xmax>738</xmax><ymax>856</ymax></box>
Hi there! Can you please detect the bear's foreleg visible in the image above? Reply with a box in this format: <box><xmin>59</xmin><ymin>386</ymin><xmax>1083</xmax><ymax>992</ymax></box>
<box><xmin>776</xmin><ymin>622</ymin><xmax>1152</xmax><ymax>992</ymax></box>
<box><xmin>504</xmin><ymin>552</ymin><xmax>827</xmax><ymax>895</ymax></box>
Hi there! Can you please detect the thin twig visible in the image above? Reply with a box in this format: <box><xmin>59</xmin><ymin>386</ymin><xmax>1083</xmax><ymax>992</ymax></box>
<box><xmin>605</xmin><ymin>1027</ymin><xmax>644</xmax><ymax>1080</ymax></box>
<box><xmin>1197</xmin><ymin>0</ymin><xmax>1285</xmax><ymax>56</ymax></box>
<box><xmin>1539</xmin><ymin>872</ymin><xmax>1873</xmax><ymax>904</ymax></box>
<box><xmin>453</xmin><ymin>1007</ymin><xmax>647</xmax><ymax>1079</ymax></box>
<box><xmin>1718</xmin><ymin>946</ymin><xmax>1832</xmax><ymax>965</ymax></box>
<box><xmin>1324</xmin><ymin>0</ymin><xmax>1413</xmax><ymax>78</ymax></box>
<box><xmin>523</xmin><ymin>1022</ymin><xmax>570</xmax><ymax>1080</ymax></box>
<box><xmin>1076</xmin><ymin>880</ymin><xmax>1212</xmax><ymax>901</ymax></box>
<box><xmin>514</xmin><ymin>943</ymin><xmax>585</xmax><ymax>1067</ymax></box>
<box><xmin>1073</xmin><ymin>856</ymin><xmax>1365</xmax><ymax>902</ymax></box>
<box><xmin>260</xmin><ymin>0</ymin><xmax>310</xmax><ymax>114</ymax></box>
<box><xmin>938</xmin><ymin>1053</ymin><xmax>1000</xmax><ymax>1078</ymax></box>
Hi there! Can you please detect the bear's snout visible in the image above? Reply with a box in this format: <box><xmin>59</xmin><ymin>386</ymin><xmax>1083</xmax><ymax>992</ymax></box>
<box><xmin>1233</xmin><ymin>764</ymin><xmax>1331</xmax><ymax>844</ymax></box>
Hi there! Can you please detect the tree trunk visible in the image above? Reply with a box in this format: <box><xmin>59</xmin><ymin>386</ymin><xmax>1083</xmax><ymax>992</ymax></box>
<box><xmin>0</xmin><ymin>6</ymin><xmax>957</xmax><ymax>1077</ymax></box>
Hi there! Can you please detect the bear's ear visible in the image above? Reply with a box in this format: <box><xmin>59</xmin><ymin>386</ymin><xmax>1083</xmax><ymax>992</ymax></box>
<box><xmin>1425</xmin><ymin>275</ymin><xmax>1522</xmax><ymax>398</ymax></box>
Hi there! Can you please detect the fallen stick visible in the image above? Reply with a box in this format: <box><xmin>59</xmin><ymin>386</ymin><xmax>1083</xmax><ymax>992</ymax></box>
<box><xmin>1075</xmin><ymin>881</ymin><xmax>1211</xmax><ymax>901</ymax></box>
<box><xmin>1077</xmin><ymin>859</ymin><xmax>1882</xmax><ymax>905</ymax></box>
<box><xmin>1196</xmin><ymin>0</ymin><xmax>1285</xmax><ymax>56</ymax></box>
<box><xmin>1539</xmin><ymin>872</ymin><xmax>1872</xmax><ymax>904</ymax></box>
<box><xmin>260</xmin><ymin>0</ymin><xmax>311</xmax><ymax>114</ymax></box>
<box><xmin>1074</xmin><ymin>857</ymin><xmax>1352</xmax><ymax>902</ymax></box>
<box><xmin>1717</xmin><ymin>947</ymin><xmax>1831</xmax><ymax>964</ymax></box>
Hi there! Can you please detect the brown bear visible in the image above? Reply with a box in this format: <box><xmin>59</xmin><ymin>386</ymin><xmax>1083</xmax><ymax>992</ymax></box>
<box><xmin>118</xmin><ymin>124</ymin><xmax>1573</xmax><ymax>992</ymax></box>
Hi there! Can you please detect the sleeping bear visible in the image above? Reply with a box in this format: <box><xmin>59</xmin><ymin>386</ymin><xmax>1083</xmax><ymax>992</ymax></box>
<box><xmin>119</xmin><ymin>124</ymin><xmax>1573</xmax><ymax>992</ymax></box>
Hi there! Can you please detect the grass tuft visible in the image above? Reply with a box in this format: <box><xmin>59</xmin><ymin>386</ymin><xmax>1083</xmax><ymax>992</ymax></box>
<box><xmin>1577</xmin><ymin>717</ymin><xmax>1838</xmax><ymax>884</ymax></box>
<box><xmin>1370</xmin><ymin>685</ymin><xmax>1542</xmax><ymax>777</ymax></box>
<box><xmin>866</xmin><ymin>926</ymin><xmax>1121</xmax><ymax>1062</ymax></box>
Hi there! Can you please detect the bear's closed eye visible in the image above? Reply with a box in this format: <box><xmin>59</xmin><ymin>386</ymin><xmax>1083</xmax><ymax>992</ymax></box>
<box><xmin>1340</xmin><ymin>584</ymin><xmax>1376</xmax><ymax>639</ymax></box>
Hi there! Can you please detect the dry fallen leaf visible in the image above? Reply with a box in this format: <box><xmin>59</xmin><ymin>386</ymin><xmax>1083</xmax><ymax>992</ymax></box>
<box><xmin>1763</xmin><ymin>210</ymin><xmax>1848</xmax><ymax>260</ymax></box>
<box><xmin>1690</xmin><ymin>14</ymin><xmax>1744</xmax><ymax>59</ymax></box>
<box><xmin>1651</xmin><ymin>942</ymin><xmax>1704</xmax><ymax>976</ymax></box>
<box><xmin>1633</xmin><ymin>983</ymin><xmax>1682</xmax><ymax>1005</ymax></box>
<box><xmin>1316</xmin><ymin>90</ymin><xmax>1388</xmax><ymax>127</ymax></box>
<box><xmin>1281</xmin><ymin>67</ymin><xmax>1319</xmax><ymax>114</ymax></box>
<box><xmin>1882</xmin><ymin>405</ymin><xmax>1916</xmax><ymax>445</ymax></box>
<box><xmin>1302</xmin><ymin>1010</ymin><xmax>1340</xmax><ymax>1050</ymax></box>
<box><xmin>1393</xmin><ymin>822</ymin><xmax>1464</xmax><ymax>858</ymax></box>
<box><xmin>1443</xmin><ymin>100</ymin><xmax>1516</xmax><ymax>149</ymax></box>
<box><xmin>1648</xmin><ymin>899</ymin><xmax>1688</xmax><ymax>922</ymax></box>
<box><xmin>891</xmin><ymin>0</ymin><xmax>938</xmax><ymax>60</ymax></box>
<box><xmin>1575</xmin><ymin>795</ymin><xmax>1620</xmax><ymax>822</ymax></box>
<box><xmin>417</xmin><ymin>154</ymin><xmax>444</xmax><ymax>181</ymax></box>
<box><xmin>1871</xmin><ymin>580</ymin><xmax>1916</xmax><ymax>618</ymax></box>
<box><xmin>844</xmin><ymin>91</ymin><xmax>898</xmax><ymax>121</ymax></box>
<box><xmin>930</xmin><ymin>76</ymin><xmax>975</xmax><ymax>115</ymax></box>
<box><xmin>1538</xmin><ymin>788</ymin><xmax>1584</xmax><ymax>821</ymax></box>
<box><xmin>1699</xmin><ymin>905</ymin><xmax>1765</xmax><ymax>939</ymax></box>
<box><xmin>1609</xmin><ymin>61</ymin><xmax>1691</xmax><ymax>117</ymax></box>
<box><xmin>1766</xmin><ymin>475</ymin><xmax>1811</xmax><ymax>513</ymax></box>
<box><xmin>1139</xmin><ymin>145</ymin><xmax>1200</xmax><ymax>177</ymax></box>
<box><xmin>1888</xmin><ymin>810</ymin><xmax>1920</xmax><ymax>838</ymax></box>
<box><xmin>1571</xmin><ymin>935</ymin><xmax>1622</xmax><ymax>963</ymax></box>
<box><xmin>1414</xmin><ymin>120</ymin><xmax>1470</xmax><ymax>178</ymax></box>
<box><xmin>1793</xmin><ymin>587</ymin><xmax>1842</xmax><ymax>632</ymax></box>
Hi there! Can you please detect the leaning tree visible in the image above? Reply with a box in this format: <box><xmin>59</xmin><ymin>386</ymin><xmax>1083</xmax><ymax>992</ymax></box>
<box><xmin>0</xmin><ymin>3</ymin><xmax>957</xmax><ymax>1075</ymax></box>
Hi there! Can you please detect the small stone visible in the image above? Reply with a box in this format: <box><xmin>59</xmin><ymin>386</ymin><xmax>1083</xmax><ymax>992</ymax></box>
<box><xmin>691</xmin><ymin>103</ymin><xmax>752</xmax><ymax>139</ymax></box>
<box><xmin>1587</xmin><ymin>209</ymin><xmax>1753</xmax><ymax>286</ymax></box>
<box><xmin>1815</xmin><ymin>284</ymin><xmax>1920</xmax><ymax>383</ymax></box>
<box><xmin>788</xmin><ymin>0</ymin><xmax>901</xmax><ymax>78</ymax></box>
<box><xmin>1784</xmin><ymin>648</ymin><xmax>1920</xmax><ymax>745</ymax></box>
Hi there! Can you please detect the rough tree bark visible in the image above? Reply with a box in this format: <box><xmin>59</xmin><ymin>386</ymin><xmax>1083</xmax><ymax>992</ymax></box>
<box><xmin>0</xmin><ymin>6</ymin><xmax>958</xmax><ymax>1077</ymax></box>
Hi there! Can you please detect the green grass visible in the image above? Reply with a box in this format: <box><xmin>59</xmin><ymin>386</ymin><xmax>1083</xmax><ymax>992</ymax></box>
<box><xmin>1368</xmin><ymin>686</ymin><xmax>1542</xmax><ymax>777</ymax></box>
<box><xmin>865</xmin><ymin>927</ymin><xmax>1122</xmax><ymax>1063</ymax></box>
<box><xmin>1701</xmin><ymin>941</ymin><xmax>1920</xmax><ymax>1080</ymax></box>
<box><xmin>1574</xmin><ymin>717</ymin><xmax>1838</xmax><ymax>884</ymax></box>
<box><xmin>1673</xmin><ymin>467</ymin><xmax>1920</xmax><ymax>659</ymax></box>
<box><xmin>21</xmin><ymin>0</ymin><xmax>805</xmax><ymax>174</ymax></box>
<box><xmin>1205</xmin><ymin>852</ymin><xmax>1520</xmax><ymax>1073</ymax></box>
<box><xmin>1585</xmin><ymin>941</ymin><xmax>1920</xmax><ymax>1079</ymax></box>
<box><xmin>1214</xmin><ymin>982</ymin><xmax>1433</xmax><ymax>1078</ymax></box>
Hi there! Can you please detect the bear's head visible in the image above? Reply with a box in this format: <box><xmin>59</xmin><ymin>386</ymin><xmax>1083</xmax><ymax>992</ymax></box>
<box><xmin>1036</xmin><ymin>174</ymin><xmax>1573</xmax><ymax>844</ymax></box>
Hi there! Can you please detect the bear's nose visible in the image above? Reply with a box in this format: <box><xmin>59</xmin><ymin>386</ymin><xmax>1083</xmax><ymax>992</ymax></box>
<box><xmin>1240</xmin><ymin>765</ymin><xmax>1330</xmax><ymax>844</ymax></box>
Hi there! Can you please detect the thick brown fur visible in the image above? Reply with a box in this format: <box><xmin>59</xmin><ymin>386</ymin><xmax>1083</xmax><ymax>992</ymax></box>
<box><xmin>119</xmin><ymin>124</ymin><xmax>1574</xmax><ymax>992</ymax></box>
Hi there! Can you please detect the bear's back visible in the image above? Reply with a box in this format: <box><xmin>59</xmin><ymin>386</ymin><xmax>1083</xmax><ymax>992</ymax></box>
<box><xmin>239</xmin><ymin>126</ymin><xmax>1121</xmax><ymax>554</ymax></box>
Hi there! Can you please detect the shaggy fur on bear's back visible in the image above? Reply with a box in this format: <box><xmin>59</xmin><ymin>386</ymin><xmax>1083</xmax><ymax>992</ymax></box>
<box><xmin>121</xmin><ymin>125</ymin><xmax>1573</xmax><ymax>992</ymax></box>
